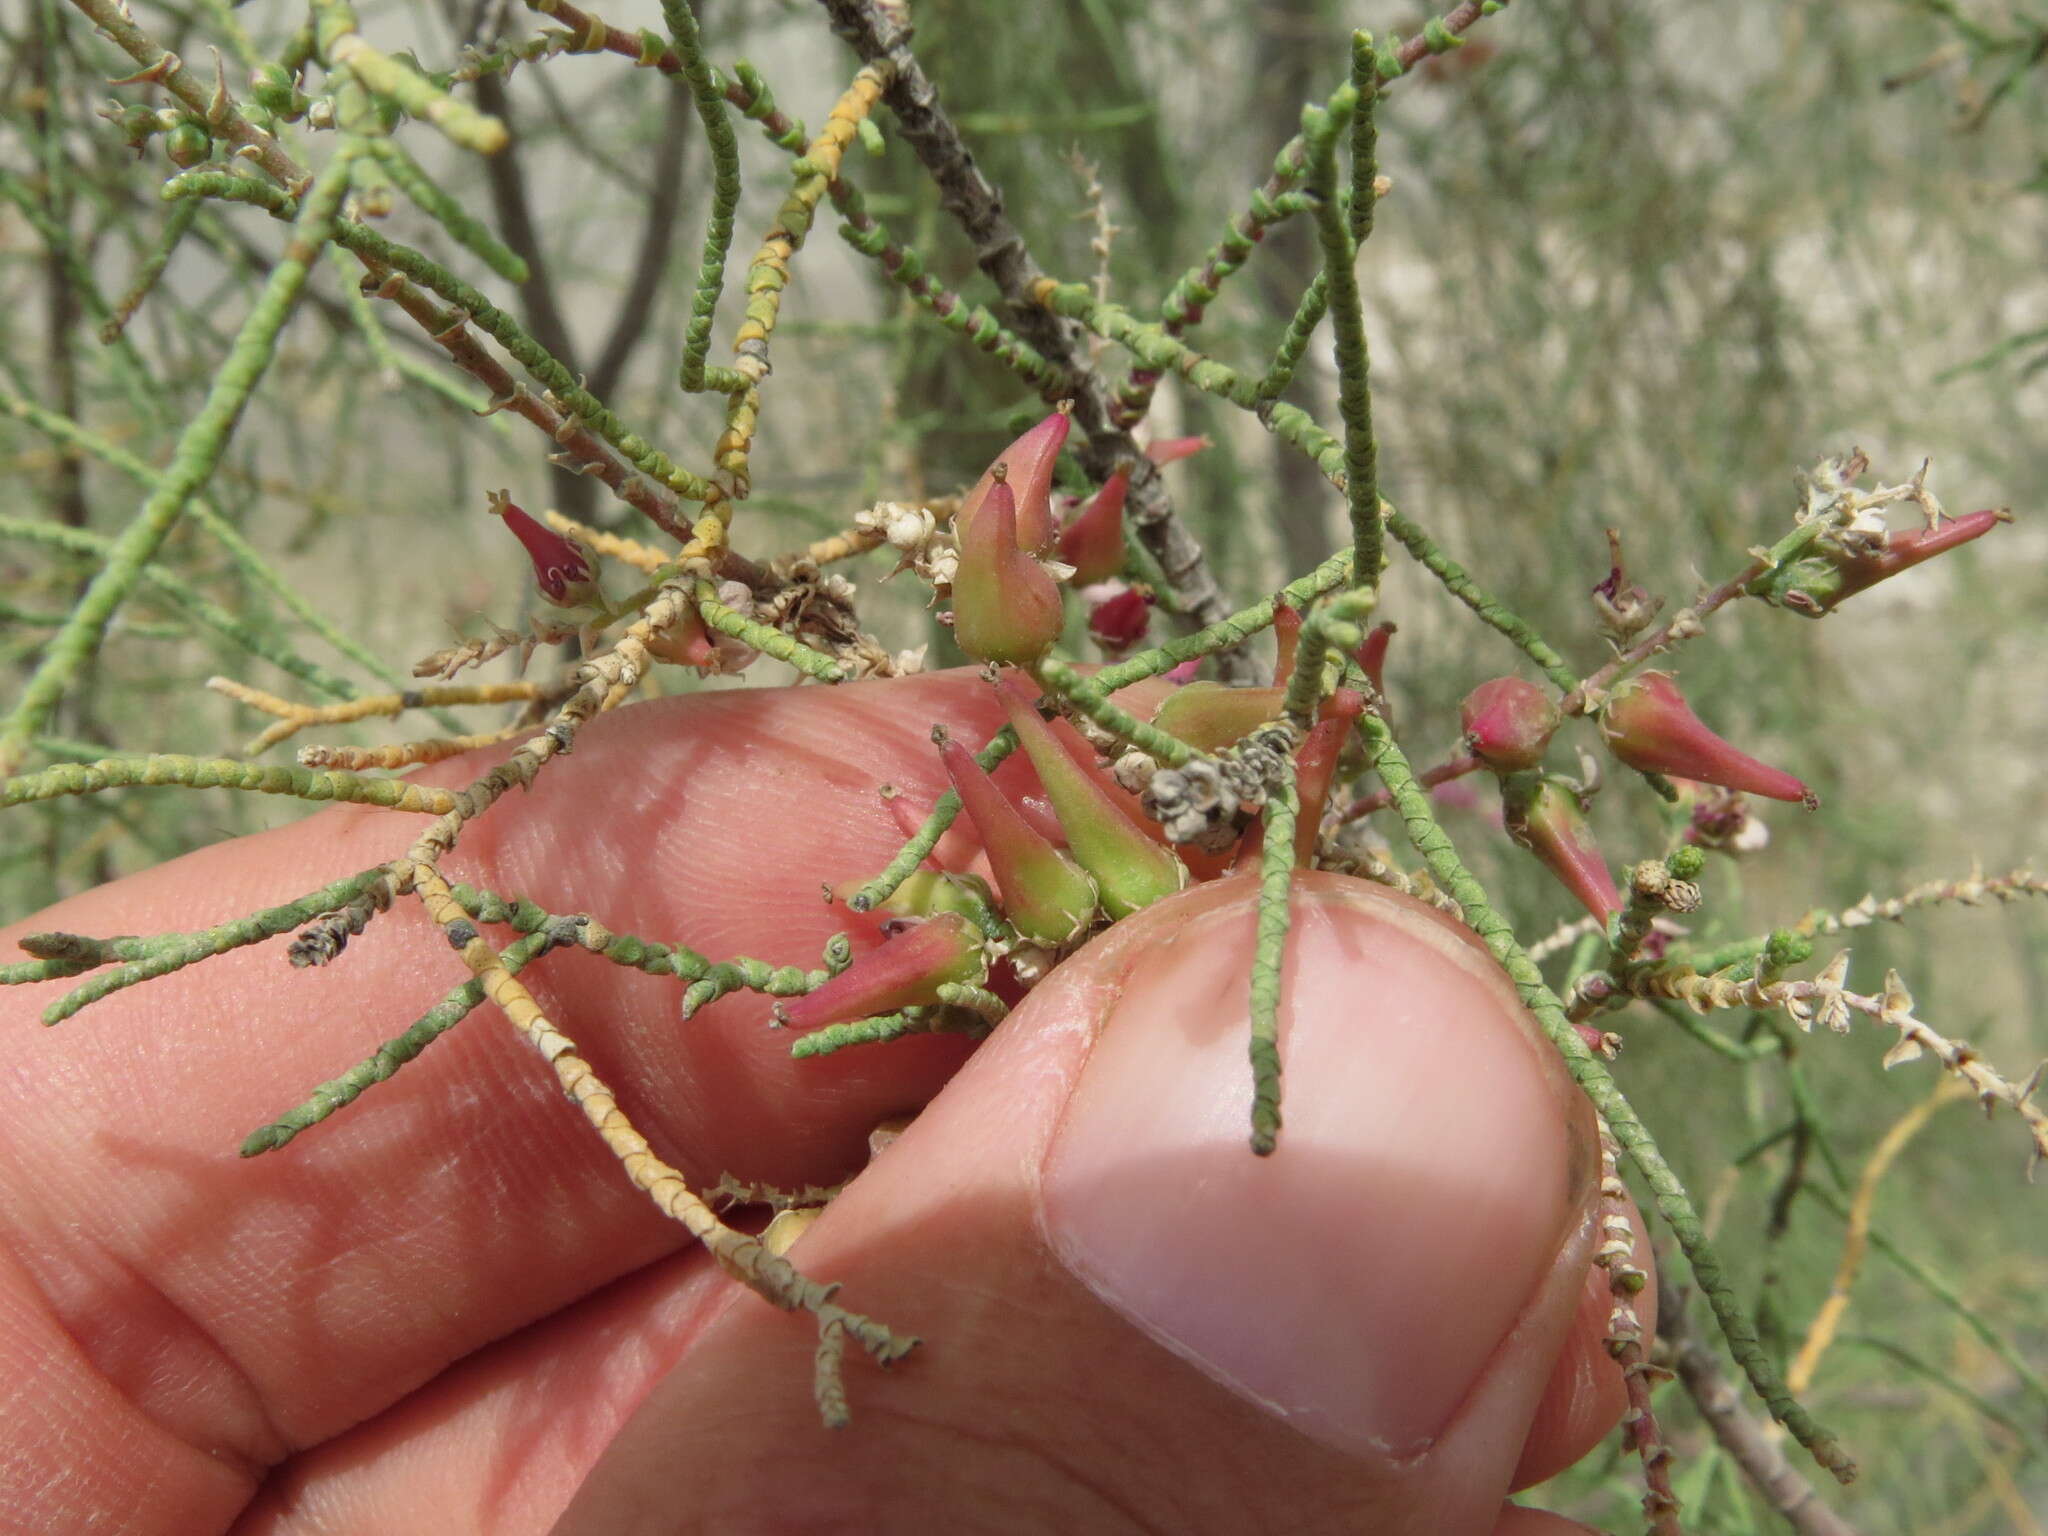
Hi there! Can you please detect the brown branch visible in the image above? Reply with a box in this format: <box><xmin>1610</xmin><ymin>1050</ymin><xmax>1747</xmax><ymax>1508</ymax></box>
<box><xmin>1660</xmin><ymin>1270</ymin><xmax>1863</xmax><ymax>1536</ymax></box>
<box><xmin>817</xmin><ymin>0</ymin><xmax>1255</xmax><ymax>677</ymax></box>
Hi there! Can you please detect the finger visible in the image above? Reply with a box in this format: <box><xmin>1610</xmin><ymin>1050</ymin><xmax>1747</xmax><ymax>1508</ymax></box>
<box><xmin>552</xmin><ymin>872</ymin><xmax>1620</xmax><ymax>1536</ymax></box>
<box><xmin>0</xmin><ymin>671</ymin><xmax>1120</xmax><ymax>1530</ymax></box>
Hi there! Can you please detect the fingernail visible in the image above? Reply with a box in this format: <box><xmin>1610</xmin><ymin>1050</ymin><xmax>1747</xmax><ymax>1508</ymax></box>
<box><xmin>1042</xmin><ymin>886</ymin><xmax>1589</xmax><ymax>1461</ymax></box>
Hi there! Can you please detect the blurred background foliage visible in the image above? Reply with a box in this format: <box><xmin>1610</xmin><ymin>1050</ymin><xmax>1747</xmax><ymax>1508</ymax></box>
<box><xmin>2</xmin><ymin>0</ymin><xmax>2045</xmax><ymax>1528</ymax></box>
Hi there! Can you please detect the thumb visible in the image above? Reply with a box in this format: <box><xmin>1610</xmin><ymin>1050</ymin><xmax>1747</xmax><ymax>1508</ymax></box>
<box><xmin>554</xmin><ymin>871</ymin><xmax>1609</xmax><ymax>1536</ymax></box>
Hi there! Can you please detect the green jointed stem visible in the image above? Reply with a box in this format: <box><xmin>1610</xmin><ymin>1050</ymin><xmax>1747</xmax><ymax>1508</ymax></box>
<box><xmin>847</xmin><ymin>728</ymin><xmax>1018</xmax><ymax>912</ymax></box>
<box><xmin>1381</xmin><ymin>511</ymin><xmax>1579</xmax><ymax>692</ymax></box>
<box><xmin>34</xmin><ymin>866</ymin><xmax>389</xmax><ymax>1025</ymax></box>
<box><xmin>1</xmin><ymin>755</ymin><xmax>457</xmax><ymax>815</ymax></box>
<box><xmin>1037</xmin><ymin>282</ymin><xmax>1576</xmax><ymax>689</ymax></box>
<box><xmin>165</xmin><ymin>163</ymin><xmax>714</xmax><ymax>502</ymax></box>
<box><xmin>0</xmin><ymin>514</ymin><xmax>358</xmax><ymax>700</ymax></box>
<box><xmin>1350</xmin><ymin>36</ymin><xmax>1381</xmax><ymax>245</ymax></box>
<box><xmin>695</xmin><ymin>583</ymin><xmax>847</xmax><ymax>681</ymax></box>
<box><xmin>1280</xmin><ymin>589</ymin><xmax>1374</xmax><ymax>731</ymax></box>
<box><xmin>659</xmin><ymin>0</ymin><xmax>746</xmax><ymax>393</ymax></box>
<box><xmin>445</xmin><ymin>882</ymin><xmax>716</xmax><ymax>982</ymax></box>
<box><xmin>241</xmin><ymin>929</ymin><xmax>551</xmax><ymax>1156</ymax></box>
<box><xmin>1257</xmin><ymin>271</ymin><xmax>1327</xmax><ymax>400</ymax></box>
<box><xmin>1091</xmin><ymin>548</ymin><xmax>1356</xmax><ymax>694</ymax></box>
<box><xmin>1033</xmin><ymin>656</ymin><xmax>1195</xmax><ymax>767</ymax></box>
<box><xmin>101</xmin><ymin>198</ymin><xmax>200</xmax><ymax>343</ymax></box>
<box><xmin>331</xmin><ymin>220</ymin><xmax>717</xmax><ymax>500</ymax></box>
<box><xmin>0</xmin><ymin>390</ymin><xmax>424</xmax><ymax>705</ymax></box>
<box><xmin>1248</xmin><ymin>761</ymin><xmax>1298</xmax><ymax>1155</ymax></box>
<box><xmin>1359</xmin><ymin>712</ymin><xmax>1854</xmax><ymax>1482</ymax></box>
<box><xmin>682</xmin><ymin>957</ymin><xmax>824</xmax><ymax>1019</ymax></box>
<box><xmin>369</xmin><ymin>140</ymin><xmax>530</xmax><ymax>283</ymax></box>
<box><xmin>317</xmin><ymin>1</ymin><xmax>508</xmax><ymax>155</ymax></box>
<box><xmin>1303</xmin><ymin>87</ymin><xmax>1383</xmax><ymax>597</ymax></box>
<box><xmin>788</xmin><ymin>1007</ymin><xmax>987</xmax><ymax>1059</ymax></box>
<box><xmin>833</xmin><ymin>186</ymin><xmax>1059</xmax><ymax>388</ymax></box>
<box><xmin>932</xmin><ymin>982</ymin><xmax>1007</xmax><ymax>1026</ymax></box>
<box><xmin>0</xmin><ymin>143</ymin><xmax>361</xmax><ymax>773</ymax></box>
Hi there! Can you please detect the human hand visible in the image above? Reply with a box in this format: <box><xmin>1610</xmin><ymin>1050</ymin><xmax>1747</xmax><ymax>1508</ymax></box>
<box><xmin>0</xmin><ymin>670</ymin><xmax>1650</xmax><ymax>1534</ymax></box>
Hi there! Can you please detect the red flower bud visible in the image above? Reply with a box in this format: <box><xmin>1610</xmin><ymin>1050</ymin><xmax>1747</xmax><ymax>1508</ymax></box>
<box><xmin>776</xmin><ymin>911</ymin><xmax>986</xmax><ymax>1032</ymax></box>
<box><xmin>1460</xmin><ymin>676</ymin><xmax>1561</xmax><ymax>773</ymax></box>
<box><xmin>490</xmin><ymin>492</ymin><xmax>602</xmax><ymax>610</ymax></box>
<box><xmin>1503</xmin><ymin>775</ymin><xmax>1622</xmax><ymax>921</ymax></box>
<box><xmin>951</xmin><ymin>479</ymin><xmax>1065</xmax><ymax>667</ymax></box>
<box><xmin>1000</xmin><ymin>681</ymin><xmax>1186</xmax><ymax>919</ymax></box>
<box><xmin>1356</xmin><ymin>621</ymin><xmax>1395</xmax><ymax>698</ymax></box>
<box><xmin>1086</xmin><ymin>584</ymin><xmax>1152</xmax><ymax>653</ymax></box>
<box><xmin>1058</xmin><ymin>466</ymin><xmax>1130</xmax><ymax>584</ymax></box>
<box><xmin>1601</xmin><ymin>671</ymin><xmax>1813</xmax><ymax>806</ymax></box>
<box><xmin>937</xmin><ymin>731</ymin><xmax>1097</xmax><ymax>947</ymax></box>
<box><xmin>1294</xmin><ymin>688</ymin><xmax>1366</xmax><ymax>865</ymax></box>
<box><xmin>956</xmin><ymin>406</ymin><xmax>1071</xmax><ymax>553</ymax></box>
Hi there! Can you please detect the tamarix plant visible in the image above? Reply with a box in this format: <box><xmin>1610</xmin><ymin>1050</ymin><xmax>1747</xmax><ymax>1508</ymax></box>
<box><xmin>0</xmin><ymin>1</ymin><xmax>2042</xmax><ymax>1531</ymax></box>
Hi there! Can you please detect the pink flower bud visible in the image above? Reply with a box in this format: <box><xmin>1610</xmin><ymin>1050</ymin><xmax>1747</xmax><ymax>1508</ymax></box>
<box><xmin>1828</xmin><ymin>509</ymin><xmax>2009</xmax><ymax>603</ymax></box>
<box><xmin>1058</xmin><ymin>466</ymin><xmax>1130</xmax><ymax>584</ymax></box>
<box><xmin>776</xmin><ymin>911</ymin><xmax>986</xmax><ymax>1032</ymax></box>
<box><xmin>956</xmin><ymin>406</ymin><xmax>1072</xmax><ymax>553</ymax></box>
<box><xmin>490</xmin><ymin>492</ymin><xmax>602</xmax><ymax>609</ymax></box>
<box><xmin>1000</xmin><ymin>681</ymin><xmax>1187</xmax><ymax>919</ymax></box>
<box><xmin>1460</xmin><ymin>676</ymin><xmax>1561</xmax><ymax>773</ymax></box>
<box><xmin>951</xmin><ymin>478</ymin><xmax>1065</xmax><ymax>668</ymax></box>
<box><xmin>1601</xmin><ymin>671</ymin><xmax>1814</xmax><ymax>806</ymax></box>
<box><xmin>1503</xmin><ymin>775</ymin><xmax>1622</xmax><ymax>921</ymax></box>
<box><xmin>937</xmin><ymin>731</ymin><xmax>1097</xmax><ymax>947</ymax></box>
<box><xmin>1086</xmin><ymin>583</ymin><xmax>1152</xmax><ymax>653</ymax></box>
<box><xmin>1272</xmin><ymin>603</ymin><xmax>1303</xmax><ymax>682</ymax></box>
<box><xmin>1143</xmin><ymin>434</ymin><xmax>1210</xmax><ymax>466</ymax></box>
